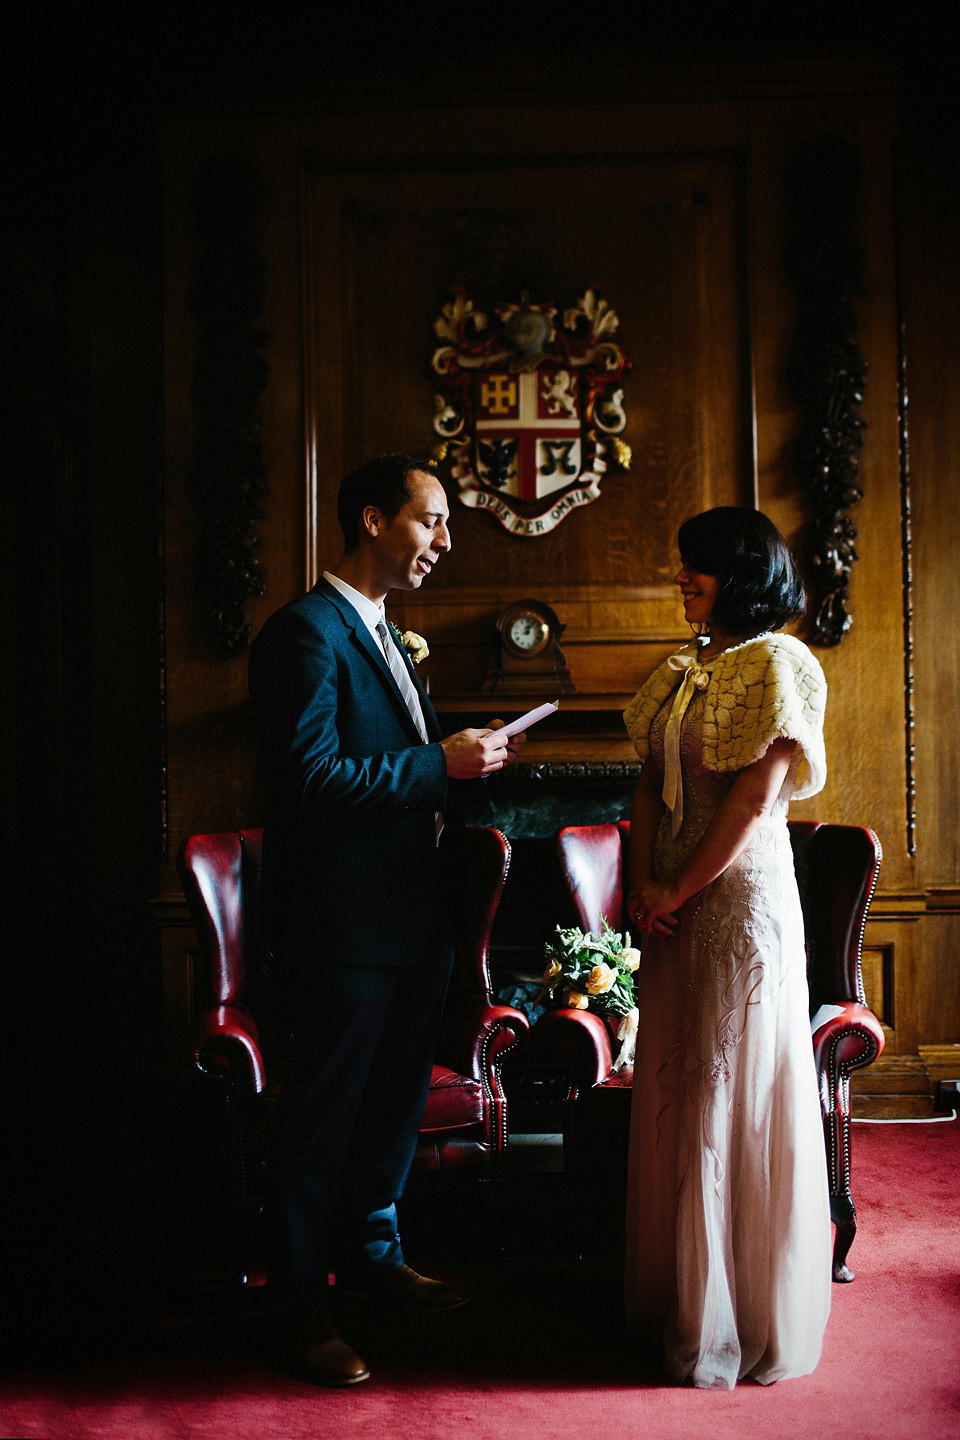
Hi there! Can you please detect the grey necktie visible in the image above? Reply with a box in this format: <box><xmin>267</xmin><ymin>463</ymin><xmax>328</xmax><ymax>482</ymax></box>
<box><xmin>375</xmin><ymin>621</ymin><xmax>429</xmax><ymax>743</ymax></box>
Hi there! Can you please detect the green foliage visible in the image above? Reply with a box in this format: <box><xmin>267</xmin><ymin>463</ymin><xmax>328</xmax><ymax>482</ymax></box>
<box><xmin>538</xmin><ymin>917</ymin><xmax>640</xmax><ymax>1019</ymax></box>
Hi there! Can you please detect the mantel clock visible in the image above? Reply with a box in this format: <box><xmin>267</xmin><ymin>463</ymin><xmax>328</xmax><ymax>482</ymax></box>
<box><xmin>485</xmin><ymin>599</ymin><xmax>575</xmax><ymax>695</ymax></box>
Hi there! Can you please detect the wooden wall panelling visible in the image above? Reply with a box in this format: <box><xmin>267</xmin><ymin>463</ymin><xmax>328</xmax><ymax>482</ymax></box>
<box><xmin>830</xmin><ymin>119</ymin><xmax>910</xmax><ymax>873</ymax></box>
<box><xmin>918</xmin><ymin>1043</ymin><xmax>960</xmax><ymax>1106</ymax></box>
<box><xmin>160</xmin><ymin>120</ymin><xmax>300</xmax><ymax>880</ymax></box>
<box><xmin>156</xmin><ymin>900</ymin><xmax>197</xmax><ymax>1064</ymax></box>
<box><xmin>856</xmin><ymin>893</ymin><xmax>928</xmax><ymax>1116</ymax></box>
<box><xmin>151</xmin><ymin>81</ymin><xmax>959</xmax><ymax>1095</ymax></box>
<box><xmin>898</xmin><ymin>89</ymin><xmax>960</xmax><ymax>891</ymax></box>
<box><xmin>916</xmin><ymin>907</ymin><xmax>960</xmax><ymax>1048</ymax></box>
<box><xmin>896</xmin><ymin>83</ymin><xmax>960</xmax><ymax>1112</ymax></box>
<box><xmin>300</xmin><ymin>150</ymin><xmax>754</xmax><ymax>738</ymax></box>
<box><xmin>755</xmin><ymin>106</ymin><xmax>913</xmax><ymax>906</ymax></box>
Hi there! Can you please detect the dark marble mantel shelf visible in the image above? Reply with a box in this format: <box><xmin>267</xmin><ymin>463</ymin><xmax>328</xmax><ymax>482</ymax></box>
<box><xmin>430</xmin><ymin>692</ymin><xmax>634</xmax><ymax>714</ymax></box>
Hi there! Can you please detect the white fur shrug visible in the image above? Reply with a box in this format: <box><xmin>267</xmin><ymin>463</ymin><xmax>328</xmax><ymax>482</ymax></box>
<box><xmin>623</xmin><ymin>632</ymin><xmax>827</xmax><ymax>799</ymax></box>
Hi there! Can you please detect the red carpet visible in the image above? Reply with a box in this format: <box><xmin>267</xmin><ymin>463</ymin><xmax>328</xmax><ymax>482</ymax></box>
<box><xmin>2</xmin><ymin>1119</ymin><xmax>959</xmax><ymax>1440</ymax></box>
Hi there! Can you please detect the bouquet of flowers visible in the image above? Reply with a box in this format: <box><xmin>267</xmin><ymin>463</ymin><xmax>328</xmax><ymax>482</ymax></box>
<box><xmin>538</xmin><ymin>918</ymin><xmax>641</xmax><ymax>1070</ymax></box>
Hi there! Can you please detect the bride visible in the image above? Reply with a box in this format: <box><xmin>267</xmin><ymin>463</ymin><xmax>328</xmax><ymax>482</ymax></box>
<box><xmin>623</xmin><ymin>506</ymin><xmax>831</xmax><ymax>1388</ymax></box>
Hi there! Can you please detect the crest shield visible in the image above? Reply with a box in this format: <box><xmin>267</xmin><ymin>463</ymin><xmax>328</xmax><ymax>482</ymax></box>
<box><xmin>430</xmin><ymin>291</ymin><xmax>631</xmax><ymax>536</ymax></box>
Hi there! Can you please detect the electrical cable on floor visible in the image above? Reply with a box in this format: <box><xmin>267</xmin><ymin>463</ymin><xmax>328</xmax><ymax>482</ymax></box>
<box><xmin>853</xmin><ymin>1108</ymin><xmax>957</xmax><ymax>1124</ymax></box>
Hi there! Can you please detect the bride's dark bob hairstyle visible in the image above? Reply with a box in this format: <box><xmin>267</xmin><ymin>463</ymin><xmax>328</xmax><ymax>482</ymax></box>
<box><xmin>678</xmin><ymin>506</ymin><xmax>806</xmax><ymax>636</ymax></box>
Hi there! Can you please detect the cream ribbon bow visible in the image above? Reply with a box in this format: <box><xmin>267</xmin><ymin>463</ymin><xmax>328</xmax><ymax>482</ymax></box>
<box><xmin>662</xmin><ymin>649</ymin><xmax>711</xmax><ymax>837</ymax></box>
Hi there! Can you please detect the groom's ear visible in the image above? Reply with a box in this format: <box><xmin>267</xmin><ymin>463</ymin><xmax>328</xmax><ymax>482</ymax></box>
<box><xmin>361</xmin><ymin>504</ymin><xmax>383</xmax><ymax>540</ymax></box>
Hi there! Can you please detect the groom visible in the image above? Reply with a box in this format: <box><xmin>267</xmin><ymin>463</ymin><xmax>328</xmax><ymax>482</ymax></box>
<box><xmin>248</xmin><ymin>453</ymin><xmax>523</xmax><ymax>1385</ymax></box>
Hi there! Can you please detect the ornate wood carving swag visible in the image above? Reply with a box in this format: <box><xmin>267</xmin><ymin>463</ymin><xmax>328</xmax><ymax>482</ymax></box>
<box><xmin>497</xmin><ymin>761</ymin><xmax>641</xmax><ymax>783</ymax></box>
<box><xmin>190</xmin><ymin>157</ymin><xmax>270</xmax><ymax>658</ymax></box>
<box><xmin>785</xmin><ymin>136</ymin><xmax>868</xmax><ymax>647</ymax></box>
<box><xmin>892</xmin><ymin>148</ymin><xmax>916</xmax><ymax>857</ymax></box>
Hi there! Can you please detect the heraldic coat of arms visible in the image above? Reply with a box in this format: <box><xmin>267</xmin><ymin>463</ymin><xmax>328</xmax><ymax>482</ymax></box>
<box><xmin>429</xmin><ymin>289</ymin><xmax>631</xmax><ymax>536</ymax></box>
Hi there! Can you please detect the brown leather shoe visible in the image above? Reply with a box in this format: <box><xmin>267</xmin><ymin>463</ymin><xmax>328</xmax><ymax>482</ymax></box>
<box><xmin>339</xmin><ymin>1263</ymin><xmax>470</xmax><ymax>1312</ymax></box>
<box><xmin>282</xmin><ymin>1318</ymin><xmax>371</xmax><ymax>1386</ymax></box>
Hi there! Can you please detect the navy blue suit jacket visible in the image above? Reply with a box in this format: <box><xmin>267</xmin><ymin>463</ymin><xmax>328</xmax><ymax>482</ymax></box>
<box><xmin>249</xmin><ymin>579</ymin><xmax>462</xmax><ymax>971</ymax></box>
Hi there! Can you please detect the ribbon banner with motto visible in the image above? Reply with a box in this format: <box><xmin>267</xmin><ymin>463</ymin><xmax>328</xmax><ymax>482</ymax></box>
<box><xmin>429</xmin><ymin>290</ymin><xmax>632</xmax><ymax>536</ymax></box>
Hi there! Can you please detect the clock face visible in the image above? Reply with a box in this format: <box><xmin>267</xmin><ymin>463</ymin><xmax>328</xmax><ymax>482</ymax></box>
<box><xmin>507</xmin><ymin>611</ymin><xmax>550</xmax><ymax>656</ymax></box>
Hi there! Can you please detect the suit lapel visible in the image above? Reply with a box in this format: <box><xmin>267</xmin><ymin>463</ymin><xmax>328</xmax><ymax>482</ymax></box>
<box><xmin>313</xmin><ymin>578</ymin><xmax>428</xmax><ymax>744</ymax></box>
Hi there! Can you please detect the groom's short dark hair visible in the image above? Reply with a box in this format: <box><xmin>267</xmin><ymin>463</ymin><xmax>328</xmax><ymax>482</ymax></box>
<box><xmin>338</xmin><ymin>453</ymin><xmax>428</xmax><ymax>552</ymax></box>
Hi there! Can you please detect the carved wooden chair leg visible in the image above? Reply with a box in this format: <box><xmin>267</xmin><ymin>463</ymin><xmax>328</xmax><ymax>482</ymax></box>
<box><xmin>830</xmin><ymin>1188</ymin><xmax>857</xmax><ymax>1283</ymax></box>
<box><xmin>224</xmin><ymin>1074</ymin><xmax>263</xmax><ymax>1288</ymax></box>
<box><xmin>824</xmin><ymin>1107</ymin><xmax>857</xmax><ymax>1282</ymax></box>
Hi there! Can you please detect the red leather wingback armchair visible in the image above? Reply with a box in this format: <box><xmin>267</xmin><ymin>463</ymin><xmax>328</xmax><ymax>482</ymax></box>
<box><xmin>178</xmin><ymin>825</ymin><xmax>529</xmax><ymax>1273</ymax></box>
<box><xmin>533</xmin><ymin>819</ymin><xmax>884</xmax><ymax>1282</ymax></box>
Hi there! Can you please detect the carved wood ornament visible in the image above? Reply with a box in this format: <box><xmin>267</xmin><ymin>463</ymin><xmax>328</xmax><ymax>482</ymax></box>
<box><xmin>893</xmin><ymin>147</ymin><xmax>917</xmax><ymax>857</ymax></box>
<box><xmin>785</xmin><ymin>136</ymin><xmax>868</xmax><ymax>647</ymax></box>
<box><xmin>190</xmin><ymin>157</ymin><xmax>270</xmax><ymax>658</ymax></box>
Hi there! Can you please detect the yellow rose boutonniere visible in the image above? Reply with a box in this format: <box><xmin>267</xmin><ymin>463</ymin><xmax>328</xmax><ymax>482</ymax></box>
<box><xmin>394</xmin><ymin>628</ymin><xmax>429</xmax><ymax>665</ymax></box>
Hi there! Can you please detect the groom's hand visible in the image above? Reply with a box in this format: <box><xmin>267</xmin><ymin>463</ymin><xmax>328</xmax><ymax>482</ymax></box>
<box><xmin>442</xmin><ymin>724</ymin><xmax>518</xmax><ymax>778</ymax></box>
<box><xmin>487</xmin><ymin>717</ymin><xmax>526</xmax><ymax>764</ymax></box>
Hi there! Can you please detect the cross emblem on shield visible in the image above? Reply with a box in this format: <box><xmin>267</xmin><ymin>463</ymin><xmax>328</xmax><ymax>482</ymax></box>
<box><xmin>475</xmin><ymin>368</ymin><xmax>582</xmax><ymax>504</ymax></box>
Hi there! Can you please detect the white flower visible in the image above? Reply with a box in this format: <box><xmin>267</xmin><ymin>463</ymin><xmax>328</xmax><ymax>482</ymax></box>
<box><xmin>618</xmin><ymin>947</ymin><xmax>642</xmax><ymax>972</ymax></box>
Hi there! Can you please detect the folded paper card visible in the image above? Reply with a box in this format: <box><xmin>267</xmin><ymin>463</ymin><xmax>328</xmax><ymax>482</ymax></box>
<box><xmin>498</xmin><ymin>701</ymin><xmax>559</xmax><ymax>739</ymax></box>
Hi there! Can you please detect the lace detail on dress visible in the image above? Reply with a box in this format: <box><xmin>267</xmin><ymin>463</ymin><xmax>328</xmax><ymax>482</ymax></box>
<box><xmin>650</xmin><ymin>693</ymin><xmax>793</xmax><ymax>1101</ymax></box>
<box><xmin>688</xmin><ymin>865</ymin><xmax>765</xmax><ymax>1089</ymax></box>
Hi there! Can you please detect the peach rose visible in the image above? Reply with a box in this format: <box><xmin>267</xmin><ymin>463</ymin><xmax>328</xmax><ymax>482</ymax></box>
<box><xmin>562</xmin><ymin>988</ymin><xmax>589</xmax><ymax>1010</ymax></box>
<box><xmin>585</xmin><ymin>962</ymin><xmax>617</xmax><ymax>995</ymax></box>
